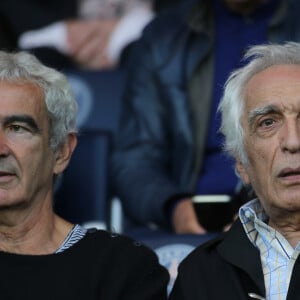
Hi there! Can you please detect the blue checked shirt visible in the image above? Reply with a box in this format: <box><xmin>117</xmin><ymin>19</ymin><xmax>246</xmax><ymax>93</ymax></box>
<box><xmin>239</xmin><ymin>199</ymin><xmax>300</xmax><ymax>300</ymax></box>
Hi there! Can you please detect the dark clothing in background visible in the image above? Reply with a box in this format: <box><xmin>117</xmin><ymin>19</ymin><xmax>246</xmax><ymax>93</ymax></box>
<box><xmin>111</xmin><ymin>0</ymin><xmax>300</xmax><ymax>229</ymax></box>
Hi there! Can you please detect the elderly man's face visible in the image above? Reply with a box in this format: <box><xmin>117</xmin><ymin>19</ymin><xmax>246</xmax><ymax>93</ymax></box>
<box><xmin>237</xmin><ymin>65</ymin><xmax>300</xmax><ymax>219</ymax></box>
<box><xmin>0</xmin><ymin>81</ymin><xmax>73</xmax><ymax>212</ymax></box>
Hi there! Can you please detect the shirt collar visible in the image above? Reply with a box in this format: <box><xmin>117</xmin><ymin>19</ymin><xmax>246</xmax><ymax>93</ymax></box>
<box><xmin>239</xmin><ymin>199</ymin><xmax>271</xmax><ymax>246</ymax></box>
<box><xmin>239</xmin><ymin>199</ymin><xmax>298</xmax><ymax>256</ymax></box>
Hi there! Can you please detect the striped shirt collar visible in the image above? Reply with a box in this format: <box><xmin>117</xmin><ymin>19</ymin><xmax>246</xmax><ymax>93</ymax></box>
<box><xmin>239</xmin><ymin>199</ymin><xmax>300</xmax><ymax>299</ymax></box>
<box><xmin>55</xmin><ymin>224</ymin><xmax>87</xmax><ymax>254</ymax></box>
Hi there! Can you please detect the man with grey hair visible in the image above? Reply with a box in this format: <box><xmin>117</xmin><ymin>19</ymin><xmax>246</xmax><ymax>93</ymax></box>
<box><xmin>0</xmin><ymin>50</ymin><xmax>169</xmax><ymax>299</ymax></box>
<box><xmin>169</xmin><ymin>41</ymin><xmax>300</xmax><ymax>300</ymax></box>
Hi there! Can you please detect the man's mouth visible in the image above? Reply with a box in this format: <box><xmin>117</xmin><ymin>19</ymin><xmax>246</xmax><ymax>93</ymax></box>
<box><xmin>0</xmin><ymin>171</ymin><xmax>16</xmax><ymax>182</ymax></box>
<box><xmin>279</xmin><ymin>167</ymin><xmax>300</xmax><ymax>178</ymax></box>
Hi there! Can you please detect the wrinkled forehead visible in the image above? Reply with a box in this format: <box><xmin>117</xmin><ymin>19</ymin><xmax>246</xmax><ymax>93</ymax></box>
<box><xmin>0</xmin><ymin>80</ymin><xmax>47</xmax><ymax>117</ymax></box>
<box><xmin>244</xmin><ymin>65</ymin><xmax>300</xmax><ymax>110</ymax></box>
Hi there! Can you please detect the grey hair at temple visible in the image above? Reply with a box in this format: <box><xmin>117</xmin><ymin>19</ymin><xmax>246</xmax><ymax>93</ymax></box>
<box><xmin>218</xmin><ymin>41</ymin><xmax>300</xmax><ymax>165</ymax></box>
<box><xmin>0</xmin><ymin>51</ymin><xmax>77</xmax><ymax>151</ymax></box>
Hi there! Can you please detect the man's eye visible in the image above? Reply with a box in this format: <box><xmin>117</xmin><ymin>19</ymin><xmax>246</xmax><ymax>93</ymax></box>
<box><xmin>9</xmin><ymin>124</ymin><xmax>27</xmax><ymax>132</ymax></box>
<box><xmin>259</xmin><ymin>118</ymin><xmax>275</xmax><ymax>128</ymax></box>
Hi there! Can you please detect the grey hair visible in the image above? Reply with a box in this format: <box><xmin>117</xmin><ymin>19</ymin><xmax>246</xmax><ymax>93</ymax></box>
<box><xmin>218</xmin><ymin>42</ymin><xmax>300</xmax><ymax>165</ymax></box>
<box><xmin>0</xmin><ymin>51</ymin><xmax>77</xmax><ymax>151</ymax></box>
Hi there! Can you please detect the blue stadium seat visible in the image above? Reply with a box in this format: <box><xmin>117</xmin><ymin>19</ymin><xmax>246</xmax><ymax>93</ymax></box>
<box><xmin>54</xmin><ymin>69</ymin><xmax>125</xmax><ymax>228</ymax></box>
<box><xmin>65</xmin><ymin>69</ymin><xmax>125</xmax><ymax>133</ymax></box>
<box><xmin>54</xmin><ymin>130</ymin><xmax>111</xmax><ymax>229</ymax></box>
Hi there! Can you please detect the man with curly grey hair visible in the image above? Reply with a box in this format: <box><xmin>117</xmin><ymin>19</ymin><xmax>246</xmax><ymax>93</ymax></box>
<box><xmin>170</xmin><ymin>41</ymin><xmax>300</xmax><ymax>300</ymax></box>
<box><xmin>0</xmin><ymin>51</ymin><xmax>169</xmax><ymax>299</ymax></box>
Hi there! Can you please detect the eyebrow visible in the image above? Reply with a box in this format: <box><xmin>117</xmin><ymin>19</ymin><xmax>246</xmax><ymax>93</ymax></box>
<box><xmin>3</xmin><ymin>115</ymin><xmax>40</xmax><ymax>133</ymax></box>
<box><xmin>248</xmin><ymin>104</ymin><xmax>280</xmax><ymax>128</ymax></box>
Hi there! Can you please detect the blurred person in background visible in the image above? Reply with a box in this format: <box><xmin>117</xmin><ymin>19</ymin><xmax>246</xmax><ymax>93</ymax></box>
<box><xmin>0</xmin><ymin>0</ymin><xmax>181</xmax><ymax>70</ymax></box>
<box><xmin>111</xmin><ymin>0</ymin><xmax>300</xmax><ymax>234</ymax></box>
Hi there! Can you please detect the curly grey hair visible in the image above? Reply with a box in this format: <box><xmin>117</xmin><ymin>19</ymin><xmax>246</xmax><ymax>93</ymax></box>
<box><xmin>218</xmin><ymin>42</ymin><xmax>300</xmax><ymax>165</ymax></box>
<box><xmin>0</xmin><ymin>50</ymin><xmax>77</xmax><ymax>151</ymax></box>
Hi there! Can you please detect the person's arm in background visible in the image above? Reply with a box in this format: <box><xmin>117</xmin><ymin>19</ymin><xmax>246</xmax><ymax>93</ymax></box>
<box><xmin>172</xmin><ymin>198</ymin><xmax>206</xmax><ymax>234</ymax></box>
<box><xmin>67</xmin><ymin>0</ymin><xmax>155</xmax><ymax>69</ymax></box>
<box><xmin>0</xmin><ymin>0</ymin><xmax>155</xmax><ymax>69</ymax></box>
<box><xmin>0</xmin><ymin>0</ymin><xmax>184</xmax><ymax>70</ymax></box>
<box><xmin>111</xmin><ymin>5</ymin><xmax>205</xmax><ymax>233</ymax></box>
<box><xmin>111</xmin><ymin>32</ymin><xmax>182</xmax><ymax>229</ymax></box>
<box><xmin>6</xmin><ymin>0</ymin><xmax>154</xmax><ymax>70</ymax></box>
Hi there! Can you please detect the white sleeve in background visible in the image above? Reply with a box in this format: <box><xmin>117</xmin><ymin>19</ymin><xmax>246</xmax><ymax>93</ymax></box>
<box><xmin>106</xmin><ymin>4</ymin><xmax>155</xmax><ymax>63</ymax></box>
<box><xmin>17</xmin><ymin>2</ymin><xmax>154</xmax><ymax>64</ymax></box>
<box><xmin>18</xmin><ymin>21</ymin><xmax>69</xmax><ymax>54</ymax></box>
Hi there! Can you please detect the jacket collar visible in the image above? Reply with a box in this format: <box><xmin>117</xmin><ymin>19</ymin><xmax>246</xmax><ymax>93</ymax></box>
<box><xmin>187</xmin><ymin>0</ymin><xmax>213</xmax><ymax>34</ymax></box>
<box><xmin>216</xmin><ymin>220</ymin><xmax>265</xmax><ymax>296</ymax></box>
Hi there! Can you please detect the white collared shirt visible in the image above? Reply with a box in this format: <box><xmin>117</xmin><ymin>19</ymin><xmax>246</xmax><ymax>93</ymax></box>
<box><xmin>239</xmin><ymin>199</ymin><xmax>300</xmax><ymax>300</ymax></box>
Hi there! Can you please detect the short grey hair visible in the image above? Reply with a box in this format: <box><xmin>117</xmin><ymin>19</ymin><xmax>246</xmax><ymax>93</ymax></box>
<box><xmin>0</xmin><ymin>51</ymin><xmax>77</xmax><ymax>151</ymax></box>
<box><xmin>218</xmin><ymin>42</ymin><xmax>300</xmax><ymax>165</ymax></box>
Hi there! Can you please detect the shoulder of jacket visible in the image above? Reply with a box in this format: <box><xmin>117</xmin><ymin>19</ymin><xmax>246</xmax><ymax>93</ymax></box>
<box><xmin>87</xmin><ymin>229</ymin><xmax>159</xmax><ymax>260</ymax></box>
<box><xmin>142</xmin><ymin>1</ymin><xmax>197</xmax><ymax>47</ymax></box>
<box><xmin>178</xmin><ymin>233</ymin><xmax>226</xmax><ymax>267</ymax></box>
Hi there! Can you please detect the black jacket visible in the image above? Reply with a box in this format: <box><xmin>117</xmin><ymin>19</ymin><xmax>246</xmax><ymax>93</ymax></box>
<box><xmin>170</xmin><ymin>220</ymin><xmax>300</xmax><ymax>299</ymax></box>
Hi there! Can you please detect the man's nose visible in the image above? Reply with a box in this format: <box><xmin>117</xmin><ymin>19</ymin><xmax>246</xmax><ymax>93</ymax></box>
<box><xmin>0</xmin><ymin>131</ymin><xmax>11</xmax><ymax>157</ymax></box>
<box><xmin>280</xmin><ymin>119</ymin><xmax>300</xmax><ymax>153</ymax></box>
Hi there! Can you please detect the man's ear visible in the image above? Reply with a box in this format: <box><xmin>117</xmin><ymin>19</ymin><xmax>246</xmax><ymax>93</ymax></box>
<box><xmin>236</xmin><ymin>160</ymin><xmax>251</xmax><ymax>185</ymax></box>
<box><xmin>53</xmin><ymin>133</ymin><xmax>77</xmax><ymax>175</ymax></box>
